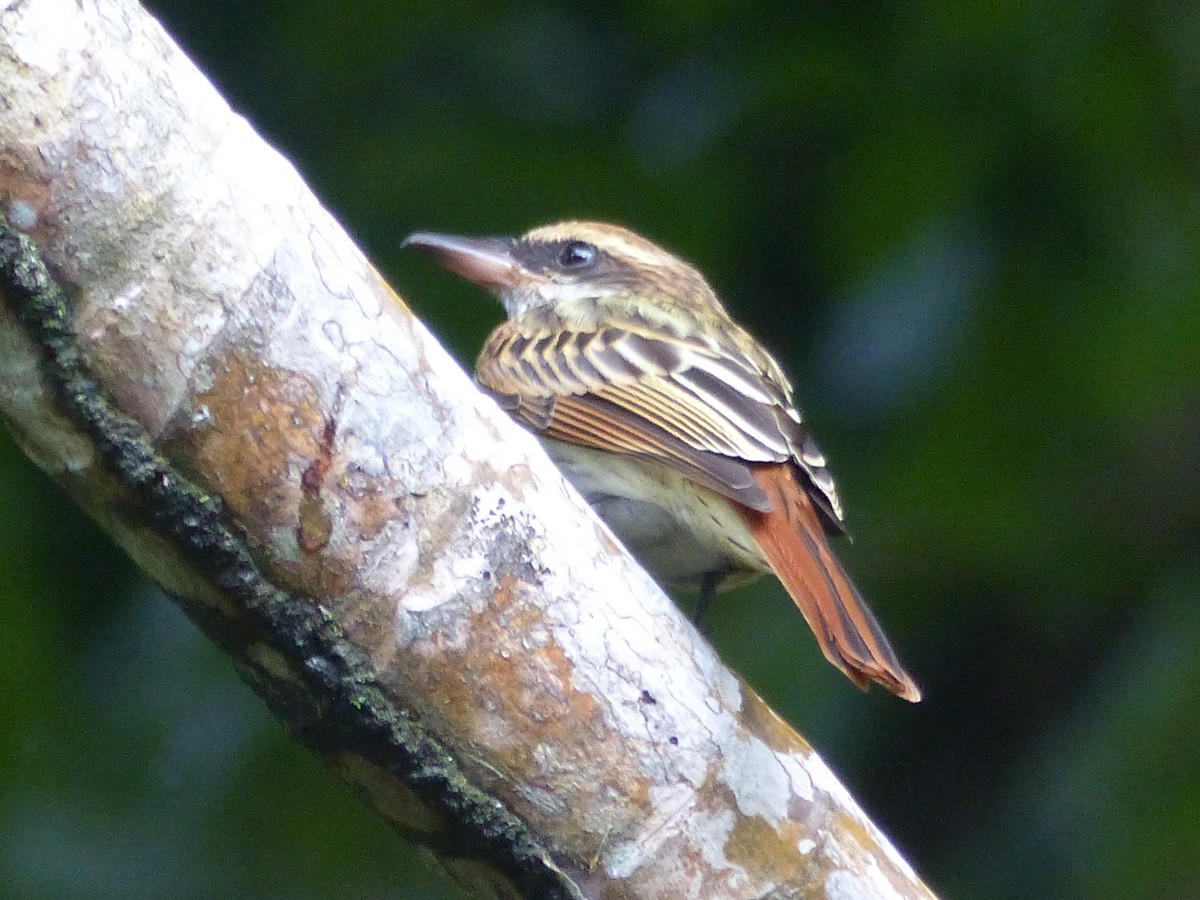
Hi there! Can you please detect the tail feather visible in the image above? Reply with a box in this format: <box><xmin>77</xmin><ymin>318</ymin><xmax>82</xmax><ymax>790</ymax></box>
<box><xmin>746</xmin><ymin>465</ymin><xmax>921</xmax><ymax>702</ymax></box>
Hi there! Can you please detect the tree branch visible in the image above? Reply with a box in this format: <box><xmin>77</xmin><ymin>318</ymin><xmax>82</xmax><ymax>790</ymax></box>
<box><xmin>0</xmin><ymin>1</ymin><xmax>935</xmax><ymax>897</ymax></box>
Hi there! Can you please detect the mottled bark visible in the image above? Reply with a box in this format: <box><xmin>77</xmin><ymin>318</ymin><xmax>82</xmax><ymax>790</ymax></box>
<box><xmin>0</xmin><ymin>2</ymin><xmax>935</xmax><ymax>898</ymax></box>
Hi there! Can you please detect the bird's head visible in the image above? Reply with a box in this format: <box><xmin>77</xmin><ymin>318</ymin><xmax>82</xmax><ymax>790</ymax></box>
<box><xmin>403</xmin><ymin>221</ymin><xmax>723</xmax><ymax>322</ymax></box>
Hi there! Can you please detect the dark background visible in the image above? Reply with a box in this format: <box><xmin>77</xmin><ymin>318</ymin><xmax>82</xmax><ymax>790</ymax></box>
<box><xmin>3</xmin><ymin>2</ymin><xmax>1199</xmax><ymax>897</ymax></box>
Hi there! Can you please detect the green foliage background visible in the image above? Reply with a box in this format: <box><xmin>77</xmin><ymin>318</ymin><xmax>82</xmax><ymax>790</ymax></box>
<box><xmin>3</xmin><ymin>2</ymin><xmax>1199</xmax><ymax>897</ymax></box>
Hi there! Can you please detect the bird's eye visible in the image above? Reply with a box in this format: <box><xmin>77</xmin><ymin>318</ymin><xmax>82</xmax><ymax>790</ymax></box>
<box><xmin>557</xmin><ymin>240</ymin><xmax>597</xmax><ymax>270</ymax></box>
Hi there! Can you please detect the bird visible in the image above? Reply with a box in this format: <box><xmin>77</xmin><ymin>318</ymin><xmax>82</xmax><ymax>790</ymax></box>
<box><xmin>403</xmin><ymin>221</ymin><xmax>920</xmax><ymax>701</ymax></box>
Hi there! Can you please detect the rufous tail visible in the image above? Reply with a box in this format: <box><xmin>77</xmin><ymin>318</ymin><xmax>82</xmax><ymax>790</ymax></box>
<box><xmin>746</xmin><ymin>465</ymin><xmax>921</xmax><ymax>702</ymax></box>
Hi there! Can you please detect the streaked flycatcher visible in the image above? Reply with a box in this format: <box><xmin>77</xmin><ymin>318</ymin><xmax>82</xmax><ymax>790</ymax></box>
<box><xmin>404</xmin><ymin>221</ymin><xmax>920</xmax><ymax>701</ymax></box>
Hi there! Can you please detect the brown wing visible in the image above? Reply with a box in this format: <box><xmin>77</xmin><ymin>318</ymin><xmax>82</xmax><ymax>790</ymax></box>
<box><xmin>477</xmin><ymin>321</ymin><xmax>845</xmax><ymax>525</ymax></box>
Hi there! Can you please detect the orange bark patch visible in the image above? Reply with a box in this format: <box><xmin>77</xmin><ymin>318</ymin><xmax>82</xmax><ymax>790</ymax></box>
<box><xmin>399</xmin><ymin>575</ymin><xmax>654</xmax><ymax>861</ymax></box>
<box><xmin>725</xmin><ymin>813</ymin><xmax>820</xmax><ymax>890</ymax></box>
<box><xmin>159</xmin><ymin>348</ymin><xmax>400</xmax><ymax>600</ymax></box>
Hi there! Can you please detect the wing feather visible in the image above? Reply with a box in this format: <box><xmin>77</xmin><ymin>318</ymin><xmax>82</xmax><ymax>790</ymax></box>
<box><xmin>477</xmin><ymin>320</ymin><xmax>844</xmax><ymax>525</ymax></box>
<box><xmin>552</xmin><ymin>394</ymin><xmax>770</xmax><ymax>510</ymax></box>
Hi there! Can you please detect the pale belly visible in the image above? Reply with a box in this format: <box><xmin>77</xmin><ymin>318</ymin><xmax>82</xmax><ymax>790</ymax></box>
<box><xmin>544</xmin><ymin>439</ymin><xmax>767</xmax><ymax>590</ymax></box>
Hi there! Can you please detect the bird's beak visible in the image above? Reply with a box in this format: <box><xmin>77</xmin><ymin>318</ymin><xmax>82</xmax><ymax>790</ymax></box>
<box><xmin>402</xmin><ymin>232</ymin><xmax>526</xmax><ymax>291</ymax></box>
